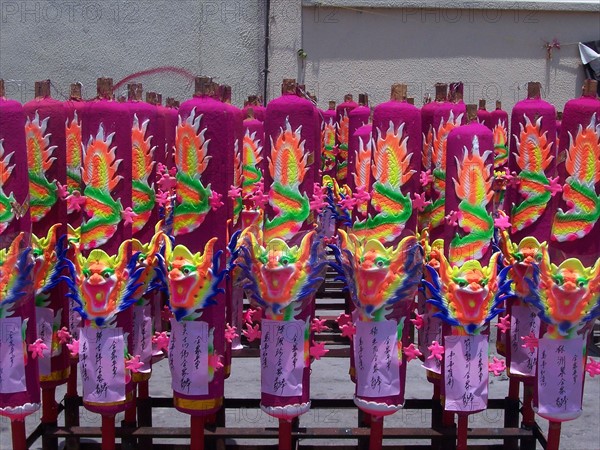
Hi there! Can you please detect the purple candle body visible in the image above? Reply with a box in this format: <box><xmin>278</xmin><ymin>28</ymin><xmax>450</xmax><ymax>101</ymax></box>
<box><xmin>347</xmin><ymin>105</ymin><xmax>370</xmax><ymax>193</ymax></box>
<box><xmin>490</xmin><ymin>106</ymin><xmax>509</xmax><ymax>171</ymax></box>
<box><xmin>477</xmin><ymin>107</ymin><xmax>492</xmax><ymax>130</ymax></box>
<box><xmin>320</xmin><ymin>108</ymin><xmax>337</xmax><ymax>179</ymax></box>
<box><xmin>336</xmin><ymin>100</ymin><xmax>358</xmax><ymax>184</ymax></box>
<box><xmin>506</xmin><ymin>98</ymin><xmax>557</xmax><ymax>244</ymax></box>
<box><xmin>551</xmin><ymin>94</ymin><xmax>600</xmax><ymax>264</ymax></box>
<box><xmin>23</xmin><ymin>96</ymin><xmax>70</xmax><ymax>388</ymax></box>
<box><xmin>0</xmin><ymin>98</ymin><xmax>41</xmax><ymax>419</ymax></box>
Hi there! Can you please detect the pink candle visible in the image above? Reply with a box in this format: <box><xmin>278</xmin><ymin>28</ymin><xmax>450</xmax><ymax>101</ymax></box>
<box><xmin>336</xmin><ymin>94</ymin><xmax>358</xmax><ymax>184</ymax></box>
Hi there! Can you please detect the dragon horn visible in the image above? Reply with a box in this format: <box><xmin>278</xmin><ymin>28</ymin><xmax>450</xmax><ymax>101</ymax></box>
<box><xmin>498</xmin><ymin>228</ymin><xmax>514</xmax><ymax>263</ymax></box>
<box><xmin>199</xmin><ymin>238</ymin><xmax>219</xmax><ymax>265</ymax></box>
<box><xmin>298</xmin><ymin>230</ymin><xmax>315</xmax><ymax>262</ymax></box>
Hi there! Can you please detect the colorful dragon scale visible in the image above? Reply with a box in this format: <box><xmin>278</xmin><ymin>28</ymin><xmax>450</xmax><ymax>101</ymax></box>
<box><xmin>265</xmin><ymin>117</ymin><xmax>310</xmax><ymax>241</ymax></box>
<box><xmin>331</xmin><ymin>230</ymin><xmax>423</xmax><ymax>321</ymax></box>
<box><xmin>493</xmin><ymin>118</ymin><xmax>509</xmax><ymax>169</ymax></box>
<box><xmin>524</xmin><ymin>244</ymin><xmax>600</xmax><ymax>338</ymax></box>
<box><xmin>65</xmin><ymin>111</ymin><xmax>82</xmax><ymax>197</ymax></box>
<box><xmin>552</xmin><ymin>113</ymin><xmax>600</xmax><ymax>242</ymax></box>
<box><xmin>173</xmin><ymin>107</ymin><xmax>213</xmax><ymax>236</ymax></box>
<box><xmin>62</xmin><ymin>240</ymin><xmax>144</xmax><ymax>327</ymax></box>
<box><xmin>237</xmin><ymin>230</ymin><xmax>327</xmax><ymax>320</ymax></box>
<box><xmin>129</xmin><ymin>226</ymin><xmax>164</xmax><ymax>301</ymax></box>
<box><xmin>25</xmin><ymin>110</ymin><xmax>58</xmax><ymax>223</ymax></box>
<box><xmin>511</xmin><ymin>116</ymin><xmax>554</xmax><ymax>233</ymax></box>
<box><xmin>0</xmin><ymin>233</ymin><xmax>33</xmax><ymax>318</ymax></box>
<box><xmin>424</xmin><ymin>252</ymin><xmax>511</xmax><ymax>335</ymax></box>
<box><xmin>131</xmin><ymin>114</ymin><xmax>157</xmax><ymax>234</ymax></box>
<box><xmin>353</xmin><ymin>136</ymin><xmax>372</xmax><ymax>217</ymax></box>
<box><xmin>321</xmin><ymin>118</ymin><xmax>336</xmax><ymax>173</ymax></box>
<box><xmin>0</xmin><ymin>139</ymin><xmax>16</xmax><ymax>234</ymax></box>
<box><xmin>163</xmin><ymin>237</ymin><xmax>226</xmax><ymax>322</ymax></box>
<box><xmin>80</xmin><ymin>123</ymin><xmax>124</xmax><ymax>250</ymax></box>
<box><xmin>449</xmin><ymin>136</ymin><xmax>495</xmax><ymax>265</ymax></box>
<box><xmin>337</xmin><ymin>110</ymin><xmax>350</xmax><ymax>181</ymax></box>
<box><xmin>242</xmin><ymin>129</ymin><xmax>263</xmax><ymax>197</ymax></box>
<box><xmin>425</xmin><ymin>111</ymin><xmax>464</xmax><ymax>230</ymax></box>
<box><xmin>32</xmin><ymin>223</ymin><xmax>68</xmax><ymax>306</ymax></box>
<box><xmin>353</xmin><ymin>121</ymin><xmax>414</xmax><ymax>242</ymax></box>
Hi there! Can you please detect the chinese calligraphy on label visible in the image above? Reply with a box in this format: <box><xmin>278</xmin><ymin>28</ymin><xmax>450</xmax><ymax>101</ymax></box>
<box><xmin>0</xmin><ymin>317</ymin><xmax>27</xmax><ymax>394</ymax></box>
<box><xmin>169</xmin><ymin>319</ymin><xmax>209</xmax><ymax>396</ymax></box>
<box><xmin>537</xmin><ymin>337</ymin><xmax>583</xmax><ymax>421</ymax></box>
<box><xmin>36</xmin><ymin>307</ymin><xmax>54</xmax><ymax>377</ymax></box>
<box><xmin>420</xmin><ymin>314</ymin><xmax>442</xmax><ymax>374</ymax></box>
<box><xmin>79</xmin><ymin>327</ymin><xmax>126</xmax><ymax>403</ymax></box>
<box><xmin>444</xmin><ymin>335</ymin><xmax>488</xmax><ymax>412</ymax></box>
<box><xmin>260</xmin><ymin>319</ymin><xmax>305</xmax><ymax>397</ymax></box>
<box><xmin>132</xmin><ymin>305</ymin><xmax>152</xmax><ymax>373</ymax></box>
<box><xmin>354</xmin><ymin>320</ymin><xmax>400</xmax><ymax>398</ymax></box>
<box><xmin>509</xmin><ymin>304</ymin><xmax>539</xmax><ymax>377</ymax></box>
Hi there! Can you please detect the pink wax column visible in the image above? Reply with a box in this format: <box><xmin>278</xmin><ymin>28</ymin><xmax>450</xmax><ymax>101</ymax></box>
<box><xmin>506</xmin><ymin>82</ymin><xmax>557</xmax><ymax>243</ymax></box>
<box><xmin>171</xmin><ymin>78</ymin><xmax>235</xmax><ymax>416</ymax></box>
<box><xmin>490</xmin><ymin>101</ymin><xmax>509</xmax><ymax>171</ymax></box>
<box><xmin>0</xmin><ymin>94</ymin><xmax>41</xmax><ymax>419</ymax></box>
<box><xmin>336</xmin><ymin>94</ymin><xmax>359</xmax><ymax>184</ymax></box>
<box><xmin>477</xmin><ymin>99</ymin><xmax>492</xmax><ymax>130</ymax></box>
<box><xmin>551</xmin><ymin>82</ymin><xmax>600</xmax><ymax>265</ymax></box>
<box><xmin>319</xmin><ymin>103</ymin><xmax>337</xmax><ymax>179</ymax></box>
<box><xmin>346</xmin><ymin>96</ymin><xmax>370</xmax><ymax>193</ymax></box>
<box><xmin>444</xmin><ymin>112</ymin><xmax>495</xmax><ymax>266</ymax></box>
<box><xmin>260</xmin><ymin>79</ymin><xmax>320</xmax><ymax>414</ymax></box>
<box><xmin>371</xmin><ymin>87</ymin><xmax>422</xmax><ymax>242</ymax></box>
<box><xmin>242</xmin><ymin>114</ymin><xmax>266</xmax><ymax>209</ymax></box>
<box><xmin>80</xmin><ymin>79</ymin><xmax>134</xmax><ymax>416</ymax></box>
<box><xmin>23</xmin><ymin>81</ymin><xmax>70</xmax><ymax>389</ymax></box>
<box><xmin>243</xmin><ymin>95</ymin><xmax>266</xmax><ymax>122</ymax></box>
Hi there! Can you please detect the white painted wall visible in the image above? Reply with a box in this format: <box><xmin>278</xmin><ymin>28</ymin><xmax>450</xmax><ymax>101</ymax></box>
<box><xmin>0</xmin><ymin>0</ymin><xmax>598</xmax><ymax>112</ymax></box>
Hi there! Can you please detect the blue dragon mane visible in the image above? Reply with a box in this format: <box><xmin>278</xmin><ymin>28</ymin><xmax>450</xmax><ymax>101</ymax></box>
<box><xmin>1</xmin><ymin>247</ymin><xmax>34</xmax><ymax>312</ymax></box>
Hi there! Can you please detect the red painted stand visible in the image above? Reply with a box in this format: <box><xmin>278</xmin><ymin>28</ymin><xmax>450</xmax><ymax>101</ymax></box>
<box><xmin>278</xmin><ymin>419</ymin><xmax>292</xmax><ymax>450</ymax></box>
<box><xmin>547</xmin><ymin>421</ymin><xmax>562</xmax><ymax>450</ymax></box>
<box><xmin>191</xmin><ymin>416</ymin><xmax>205</xmax><ymax>450</ymax></box>
<box><xmin>101</xmin><ymin>415</ymin><xmax>116</xmax><ymax>450</ymax></box>
<box><xmin>369</xmin><ymin>416</ymin><xmax>384</xmax><ymax>450</ymax></box>
<box><xmin>456</xmin><ymin>414</ymin><xmax>469</xmax><ymax>450</ymax></box>
<box><xmin>11</xmin><ymin>419</ymin><xmax>27</xmax><ymax>450</ymax></box>
<box><xmin>42</xmin><ymin>386</ymin><xmax>59</xmax><ymax>450</ymax></box>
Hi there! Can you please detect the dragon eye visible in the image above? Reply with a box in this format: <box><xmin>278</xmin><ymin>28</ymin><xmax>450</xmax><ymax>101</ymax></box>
<box><xmin>457</xmin><ymin>280</ymin><xmax>468</xmax><ymax>288</ymax></box>
<box><xmin>535</xmin><ymin>253</ymin><xmax>542</xmax><ymax>262</ymax></box>
<box><xmin>376</xmin><ymin>260</ymin><xmax>384</xmax><ymax>268</ymax></box>
<box><xmin>33</xmin><ymin>250</ymin><xmax>42</xmax><ymax>258</ymax></box>
<box><xmin>83</xmin><ymin>269</ymin><xmax>90</xmax><ymax>278</ymax></box>
<box><xmin>515</xmin><ymin>253</ymin><xmax>524</xmax><ymax>262</ymax></box>
<box><xmin>102</xmin><ymin>271</ymin><xmax>111</xmax><ymax>279</ymax></box>
<box><xmin>553</xmin><ymin>275</ymin><xmax>564</xmax><ymax>286</ymax></box>
<box><xmin>280</xmin><ymin>257</ymin><xmax>289</xmax><ymax>266</ymax></box>
<box><xmin>577</xmin><ymin>279</ymin><xmax>587</xmax><ymax>288</ymax></box>
<box><xmin>183</xmin><ymin>268</ymin><xmax>190</xmax><ymax>275</ymax></box>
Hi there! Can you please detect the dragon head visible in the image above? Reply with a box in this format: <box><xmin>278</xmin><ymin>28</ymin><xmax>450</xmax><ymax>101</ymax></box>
<box><xmin>239</xmin><ymin>230</ymin><xmax>325</xmax><ymax>318</ymax></box>
<box><xmin>129</xmin><ymin>227</ymin><xmax>164</xmax><ymax>300</ymax></box>
<box><xmin>337</xmin><ymin>230</ymin><xmax>423</xmax><ymax>319</ymax></box>
<box><xmin>31</xmin><ymin>223</ymin><xmax>62</xmax><ymax>300</ymax></box>
<box><xmin>0</xmin><ymin>232</ymin><xmax>31</xmax><ymax>316</ymax></box>
<box><xmin>500</xmin><ymin>230</ymin><xmax>544</xmax><ymax>297</ymax></box>
<box><xmin>165</xmin><ymin>237</ymin><xmax>223</xmax><ymax>321</ymax></box>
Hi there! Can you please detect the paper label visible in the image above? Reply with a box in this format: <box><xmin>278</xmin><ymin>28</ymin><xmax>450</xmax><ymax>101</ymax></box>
<box><xmin>537</xmin><ymin>337</ymin><xmax>584</xmax><ymax>420</ymax></box>
<box><xmin>169</xmin><ymin>319</ymin><xmax>209</xmax><ymax>396</ymax></box>
<box><xmin>0</xmin><ymin>317</ymin><xmax>27</xmax><ymax>394</ymax></box>
<box><xmin>132</xmin><ymin>305</ymin><xmax>152</xmax><ymax>373</ymax></box>
<box><xmin>420</xmin><ymin>314</ymin><xmax>443</xmax><ymax>374</ymax></box>
<box><xmin>260</xmin><ymin>319</ymin><xmax>306</xmax><ymax>397</ymax></box>
<box><xmin>79</xmin><ymin>327</ymin><xmax>126</xmax><ymax>403</ymax></box>
<box><xmin>36</xmin><ymin>307</ymin><xmax>54</xmax><ymax>376</ymax></box>
<box><xmin>444</xmin><ymin>335</ymin><xmax>488</xmax><ymax>412</ymax></box>
<box><xmin>509</xmin><ymin>304</ymin><xmax>540</xmax><ymax>376</ymax></box>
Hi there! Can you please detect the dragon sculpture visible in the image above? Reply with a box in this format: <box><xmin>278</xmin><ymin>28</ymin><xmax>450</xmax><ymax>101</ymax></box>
<box><xmin>353</xmin><ymin>136</ymin><xmax>372</xmax><ymax>218</ymax></box>
<box><xmin>173</xmin><ymin>108</ymin><xmax>213</xmax><ymax>236</ymax></box>
<box><xmin>336</xmin><ymin>110</ymin><xmax>349</xmax><ymax>183</ymax></box>
<box><xmin>321</xmin><ymin>117</ymin><xmax>336</xmax><ymax>174</ymax></box>
<box><xmin>0</xmin><ymin>139</ymin><xmax>16</xmax><ymax>234</ymax></box>
<box><xmin>65</xmin><ymin>111</ymin><xmax>82</xmax><ymax>207</ymax></box>
<box><xmin>448</xmin><ymin>136</ymin><xmax>495</xmax><ymax>265</ymax></box>
<box><xmin>62</xmin><ymin>240</ymin><xmax>144</xmax><ymax>327</ymax></box>
<box><xmin>552</xmin><ymin>113</ymin><xmax>600</xmax><ymax>242</ymax></box>
<box><xmin>0</xmin><ymin>233</ymin><xmax>33</xmax><ymax>319</ymax></box>
<box><xmin>493</xmin><ymin>118</ymin><xmax>509</xmax><ymax>170</ymax></box>
<box><xmin>25</xmin><ymin>111</ymin><xmax>58</xmax><ymax>223</ymax></box>
<box><xmin>353</xmin><ymin>121</ymin><xmax>415</xmax><ymax>242</ymax></box>
<box><xmin>510</xmin><ymin>116</ymin><xmax>554</xmax><ymax>233</ymax></box>
<box><xmin>264</xmin><ymin>117</ymin><xmax>310</xmax><ymax>241</ymax></box>
<box><xmin>80</xmin><ymin>124</ymin><xmax>124</xmax><ymax>250</ymax></box>
<box><xmin>131</xmin><ymin>114</ymin><xmax>156</xmax><ymax>234</ymax></box>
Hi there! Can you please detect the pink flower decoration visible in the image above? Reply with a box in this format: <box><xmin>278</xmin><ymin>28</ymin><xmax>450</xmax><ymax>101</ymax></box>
<box><xmin>251</xmin><ymin>189</ymin><xmax>269</xmax><ymax>208</ymax></box>
<box><xmin>208</xmin><ymin>353</ymin><xmax>224</xmax><ymax>371</ymax></box>
<box><xmin>309</xmin><ymin>341</ymin><xmax>329</xmax><ymax>360</ymax></box>
<box><xmin>121</xmin><ymin>207</ymin><xmax>138</xmax><ymax>225</ymax></box>
<box><xmin>67</xmin><ymin>339</ymin><xmax>79</xmax><ymax>357</ymax></box>
<box><xmin>225</xmin><ymin>324</ymin><xmax>239</xmax><ymax>343</ymax></box>
<box><xmin>544</xmin><ymin>176</ymin><xmax>563</xmax><ymax>197</ymax></box>
<box><xmin>488</xmin><ymin>357</ymin><xmax>506</xmax><ymax>376</ymax></box>
<box><xmin>412</xmin><ymin>192</ymin><xmax>431</xmax><ymax>212</ymax></box>
<box><xmin>494</xmin><ymin>213</ymin><xmax>511</xmax><ymax>231</ymax></box>
<box><xmin>404</xmin><ymin>343</ymin><xmax>422</xmax><ymax>362</ymax></box>
<box><xmin>585</xmin><ymin>358</ymin><xmax>600</xmax><ymax>378</ymax></box>
<box><xmin>156</xmin><ymin>189</ymin><xmax>170</xmax><ymax>207</ymax></box>
<box><xmin>67</xmin><ymin>191</ymin><xmax>86</xmax><ymax>212</ymax></box>
<box><xmin>410</xmin><ymin>314</ymin><xmax>425</xmax><ymax>330</ymax></box>
<box><xmin>310</xmin><ymin>194</ymin><xmax>328</xmax><ymax>214</ymax></box>
<box><xmin>57</xmin><ymin>327</ymin><xmax>72</xmax><ymax>345</ymax></box>
<box><xmin>420</xmin><ymin>170</ymin><xmax>433</xmax><ymax>187</ymax></box>
<box><xmin>311</xmin><ymin>318</ymin><xmax>331</xmax><ymax>333</ymax></box>
<box><xmin>152</xmin><ymin>332</ymin><xmax>170</xmax><ymax>352</ymax></box>
<box><xmin>427</xmin><ymin>341</ymin><xmax>444</xmax><ymax>361</ymax></box>
<box><xmin>520</xmin><ymin>332</ymin><xmax>539</xmax><ymax>351</ymax></box>
<box><xmin>29</xmin><ymin>339</ymin><xmax>48</xmax><ymax>359</ymax></box>
<box><xmin>209</xmin><ymin>191</ymin><xmax>224</xmax><ymax>211</ymax></box>
<box><xmin>339</xmin><ymin>195</ymin><xmax>356</xmax><ymax>211</ymax></box>
<box><xmin>337</xmin><ymin>313</ymin><xmax>352</xmax><ymax>328</ymax></box>
<box><xmin>161</xmin><ymin>306</ymin><xmax>173</xmax><ymax>322</ymax></box>
<box><xmin>56</xmin><ymin>182</ymin><xmax>69</xmax><ymax>200</ymax></box>
<box><xmin>340</xmin><ymin>323</ymin><xmax>356</xmax><ymax>339</ymax></box>
<box><xmin>242</xmin><ymin>323</ymin><xmax>261</xmax><ymax>342</ymax></box>
<box><xmin>495</xmin><ymin>315</ymin><xmax>511</xmax><ymax>334</ymax></box>
<box><xmin>125</xmin><ymin>355</ymin><xmax>144</xmax><ymax>373</ymax></box>
<box><xmin>445</xmin><ymin>210</ymin><xmax>462</xmax><ymax>227</ymax></box>
<box><xmin>157</xmin><ymin>172</ymin><xmax>177</xmax><ymax>192</ymax></box>
<box><xmin>353</xmin><ymin>186</ymin><xmax>371</xmax><ymax>206</ymax></box>
<box><xmin>228</xmin><ymin>185</ymin><xmax>242</xmax><ymax>199</ymax></box>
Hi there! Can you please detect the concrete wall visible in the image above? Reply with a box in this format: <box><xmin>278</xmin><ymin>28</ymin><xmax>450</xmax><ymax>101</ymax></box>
<box><xmin>1</xmin><ymin>0</ymin><xmax>598</xmax><ymax>111</ymax></box>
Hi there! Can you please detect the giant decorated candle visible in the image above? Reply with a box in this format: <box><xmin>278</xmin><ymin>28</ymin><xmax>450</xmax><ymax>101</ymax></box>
<box><xmin>0</xmin><ymin>81</ymin><xmax>41</xmax><ymax>422</ymax></box>
<box><xmin>320</xmin><ymin>101</ymin><xmax>337</xmax><ymax>178</ymax></box>
<box><xmin>336</xmin><ymin>94</ymin><xmax>358</xmax><ymax>184</ymax></box>
<box><xmin>346</xmin><ymin>94</ymin><xmax>371</xmax><ymax>194</ymax></box>
<box><xmin>23</xmin><ymin>80</ymin><xmax>70</xmax><ymax>388</ymax></box>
